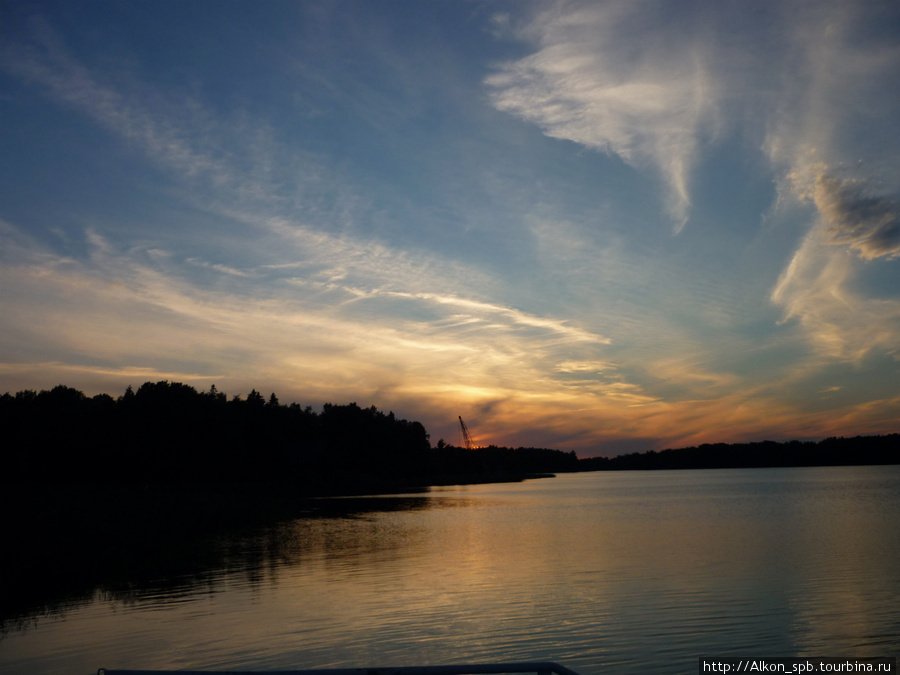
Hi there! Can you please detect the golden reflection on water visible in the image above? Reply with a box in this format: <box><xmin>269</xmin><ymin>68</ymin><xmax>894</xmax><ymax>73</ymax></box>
<box><xmin>1</xmin><ymin>467</ymin><xmax>898</xmax><ymax>675</ymax></box>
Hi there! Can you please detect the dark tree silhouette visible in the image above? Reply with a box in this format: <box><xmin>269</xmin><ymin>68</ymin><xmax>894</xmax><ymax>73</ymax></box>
<box><xmin>2</xmin><ymin>382</ymin><xmax>434</xmax><ymax>488</ymax></box>
<box><xmin>578</xmin><ymin>435</ymin><xmax>899</xmax><ymax>471</ymax></box>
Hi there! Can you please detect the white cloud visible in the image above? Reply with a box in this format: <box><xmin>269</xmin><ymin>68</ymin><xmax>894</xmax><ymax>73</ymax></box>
<box><xmin>763</xmin><ymin>2</ymin><xmax>900</xmax><ymax>362</ymax></box>
<box><xmin>771</xmin><ymin>226</ymin><xmax>900</xmax><ymax>361</ymax></box>
<box><xmin>486</xmin><ymin>1</ymin><xmax>719</xmax><ymax>232</ymax></box>
<box><xmin>2</xmin><ymin>23</ymin><xmax>631</xmax><ymax>417</ymax></box>
<box><xmin>0</xmin><ymin>218</ymin><xmax>621</xmax><ymax>417</ymax></box>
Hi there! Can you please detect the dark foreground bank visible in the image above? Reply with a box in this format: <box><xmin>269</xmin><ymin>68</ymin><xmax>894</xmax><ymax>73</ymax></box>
<box><xmin>1</xmin><ymin>382</ymin><xmax>577</xmax><ymax>488</ymax></box>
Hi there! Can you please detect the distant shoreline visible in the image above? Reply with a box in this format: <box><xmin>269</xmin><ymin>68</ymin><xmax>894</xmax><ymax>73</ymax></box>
<box><xmin>578</xmin><ymin>434</ymin><xmax>899</xmax><ymax>471</ymax></box>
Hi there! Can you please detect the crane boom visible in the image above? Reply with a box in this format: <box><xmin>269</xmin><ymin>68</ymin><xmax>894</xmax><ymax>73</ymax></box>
<box><xmin>458</xmin><ymin>416</ymin><xmax>474</xmax><ymax>450</ymax></box>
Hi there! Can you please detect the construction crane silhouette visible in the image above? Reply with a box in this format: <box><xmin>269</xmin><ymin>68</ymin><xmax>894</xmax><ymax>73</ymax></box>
<box><xmin>458</xmin><ymin>416</ymin><xmax>475</xmax><ymax>450</ymax></box>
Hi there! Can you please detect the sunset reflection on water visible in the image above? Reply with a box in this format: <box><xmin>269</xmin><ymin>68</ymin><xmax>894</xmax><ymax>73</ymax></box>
<box><xmin>2</xmin><ymin>468</ymin><xmax>898</xmax><ymax>675</ymax></box>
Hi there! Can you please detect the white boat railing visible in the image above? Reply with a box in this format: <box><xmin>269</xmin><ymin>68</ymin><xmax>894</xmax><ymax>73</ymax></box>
<box><xmin>98</xmin><ymin>662</ymin><xmax>581</xmax><ymax>675</ymax></box>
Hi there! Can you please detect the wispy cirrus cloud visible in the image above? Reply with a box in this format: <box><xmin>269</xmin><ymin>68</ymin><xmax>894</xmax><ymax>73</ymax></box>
<box><xmin>5</xmin><ymin>22</ymin><xmax>625</xmax><ymax>421</ymax></box>
<box><xmin>485</xmin><ymin>1</ymin><xmax>719</xmax><ymax>232</ymax></box>
<box><xmin>770</xmin><ymin>221</ymin><xmax>900</xmax><ymax>362</ymax></box>
<box><xmin>771</xmin><ymin>168</ymin><xmax>900</xmax><ymax>362</ymax></box>
<box><xmin>1</xmin><ymin>19</ymin><xmax>339</xmax><ymax>229</ymax></box>
<box><xmin>812</xmin><ymin>171</ymin><xmax>900</xmax><ymax>261</ymax></box>
<box><xmin>2</xmin><ymin>23</ymin><xmax>218</xmax><ymax>178</ymax></box>
<box><xmin>0</xmin><ymin>219</ymin><xmax>621</xmax><ymax>418</ymax></box>
<box><xmin>763</xmin><ymin>1</ymin><xmax>900</xmax><ymax>362</ymax></box>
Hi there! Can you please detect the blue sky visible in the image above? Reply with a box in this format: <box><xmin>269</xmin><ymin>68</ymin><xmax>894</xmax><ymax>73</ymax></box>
<box><xmin>2</xmin><ymin>0</ymin><xmax>899</xmax><ymax>455</ymax></box>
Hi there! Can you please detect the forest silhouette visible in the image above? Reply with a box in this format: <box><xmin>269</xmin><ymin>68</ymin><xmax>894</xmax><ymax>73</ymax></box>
<box><xmin>1</xmin><ymin>382</ymin><xmax>577</xmax><ymax>491</ymax></box>
<box><xmin>2</xmin><ymin>383</ymin><xmax>897</xmax><ymax>492</ymax></box>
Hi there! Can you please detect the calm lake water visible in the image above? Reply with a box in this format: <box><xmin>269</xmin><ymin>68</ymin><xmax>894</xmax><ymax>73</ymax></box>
<box><xmin>2</xmin><ymin>466</ymin><xmax>899</xmax><ymax>675</ymax></box>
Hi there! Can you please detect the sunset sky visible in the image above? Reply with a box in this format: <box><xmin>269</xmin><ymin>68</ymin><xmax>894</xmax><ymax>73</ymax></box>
<box><xmin>2</xmin><ymin>0</ymin><xmax>899</xmax><ymax>456</ymax></box>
